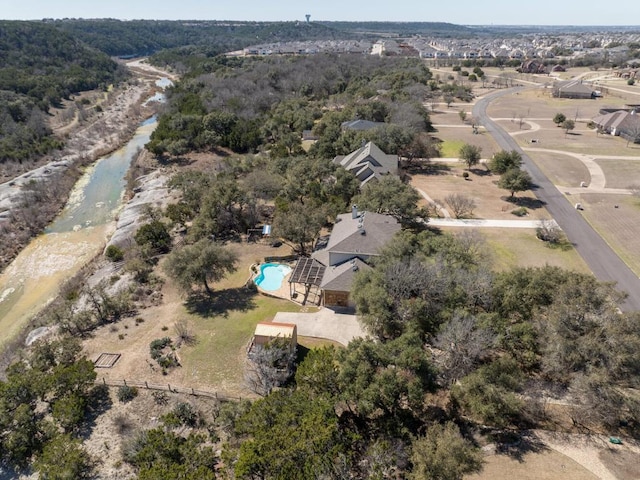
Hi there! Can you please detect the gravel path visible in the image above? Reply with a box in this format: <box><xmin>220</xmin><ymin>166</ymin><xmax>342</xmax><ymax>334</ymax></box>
<box><xmin>533</xmin><ymin>430</ymin><xmax>640</xmax><ymax>480</ymax></box>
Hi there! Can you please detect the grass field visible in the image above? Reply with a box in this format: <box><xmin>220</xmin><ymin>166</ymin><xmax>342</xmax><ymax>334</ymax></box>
<box><xmin>436</xmin><ymin>226</ymin><xmax>589</xmax><ymax>273</ymax></box>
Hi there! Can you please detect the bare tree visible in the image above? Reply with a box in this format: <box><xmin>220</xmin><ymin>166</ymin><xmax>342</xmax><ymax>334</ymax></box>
<box><xmin>443</xmin><ymin>193</ymin><xmax>476</xmax><ymax>218</ymax></box>
<box><xmin>624</xmin><ymin>121</ymin><xmax>640</xmax><ymax>147</ymax></box>
<box><xmin>433</xmin><ymin>312</ymin><xmax>495</xmax><ymax>384</ymax></box>
<box><xmin>245</xmin><ymin>338</ymin><xmax>296</xmax><ymax>396</ymax></box>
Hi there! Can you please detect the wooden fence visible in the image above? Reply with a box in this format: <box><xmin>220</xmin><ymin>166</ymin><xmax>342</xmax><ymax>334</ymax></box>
<box><xmin>97</xmin><ymin>377</ymin><xmax>244</xmax><ymax>402</ymax></box>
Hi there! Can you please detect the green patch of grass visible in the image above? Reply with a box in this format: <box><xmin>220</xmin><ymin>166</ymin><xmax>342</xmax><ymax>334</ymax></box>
<box><xmin>475</xmin><ymin>228</ymin><xmax>590</xmax><ymax>273</ymax></box>
<box><xmin>439</xmin><ymin>139</ymin><xmax>465</xmax><ymax>158</ymax></box>
<box><xmin>178</xmin><ymin>293</ymin><xmax>302</xmax><ymax>391</ymax></box>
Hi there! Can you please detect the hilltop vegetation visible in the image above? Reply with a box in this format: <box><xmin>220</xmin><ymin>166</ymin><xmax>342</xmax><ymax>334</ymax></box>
<box><xmin>51</xmin><ymin>19</ymin><xmax>355</xmax><ymax>58</ymax></box>
<box><xmin>145</xmin><ymin>54</ymin><xmax>444</xmax><ymax>159</ymax></box>
<box><xmin>0</xmin><ymin>21</ymin><xmax>126</xmax><ymax>164</ymax></box>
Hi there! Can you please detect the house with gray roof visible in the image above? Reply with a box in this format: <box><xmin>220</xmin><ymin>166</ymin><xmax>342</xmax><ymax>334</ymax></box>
<box><xmin>333</xmin><ymin>142</ymin><xmax>398</xmax><ymax>186</ymax></box>
<box><xmin>553</xmin><ymin>80</ymin><xmax>596</xmax><ymax>99</ymax></box>
<box><xmin>309</xmin><ymin>207</ymin><xmax>400</xmax><ymax>307</ymax></box>
<box><xmin>593</xmin><ymin>109</ymin><xmax>640</xmax><ymax>143</ymax></box>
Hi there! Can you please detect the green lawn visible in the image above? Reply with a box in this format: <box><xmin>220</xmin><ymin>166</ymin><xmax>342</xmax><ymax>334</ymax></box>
<box><xmin>441</xmin><ymin>227</ymin><xmax>590</xmax><ymax>273</ymax></box>
<box><xmin>439</xmin><ymin>139</ymin><xmax>465</xmax><ymax>158</ymax></box>
<box><xmin>177</xmin><ymin>291</ymin><xmax>303</xmax><ymax>396</ymax></box>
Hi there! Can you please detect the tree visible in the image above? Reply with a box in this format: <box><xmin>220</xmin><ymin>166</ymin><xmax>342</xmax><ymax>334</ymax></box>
<box><xmin>553</xmin><ymin>112</ymin><xmax>566</xmax><ymax>126</ymax></box>
<box><xmin>433</xmin><ymin>313</ymin><xmax>495</xmax><ymax>384</ymax></box>
<box><xmin>451</xmin><ymin>357</ymin><xmax>524</xmax><ymax>428</ymax></box>
<box><xmin>458</xmin><ymin>143</ymin><xmax>482</xmax><ymax>171</ymax></box>
<box><xmin>245</xmin><ymin>337</ymin><xmax>297</xmax><ymax>396</ymax></box>
<box><xmin>409</xmin><ymin>422</ymin><xmax>483</xmax><ymax>480</ymax></box>
<box><xmin>233</xmin><ymin>389</ymin><xmax>351</xmax><ymax>480</ymax></box>
<box><xmin>163</xmin><ymin>239</ymin><xmax>238</xmax><ymax>295</ymax></box>
<box><xmin>134</xmin><ymin>220</ymin><xmax>171</xmax><ymax>254</ymax></box>
<box><xmin>497</xmin><ymin>167</ymin><xmax>532</xmax><ymax>198</ymax></box>
<box><xmin>123</xmin><ymin>428</ymin><xmax>216</xmax><ymax>480</ymax></box>
<box><xmin>337</xmin><ymin>334</ymin><xmax>436</xmax><ymax>421</ymax></box>
<box><xmin>562</xmin><ymin>118</ymin><xmax>576</xmax><ymax>135</ymax></box>
<box><xmin>353</xmin><ymin>175</ymin><xmax>426</xmax><ymax>226</ymax></box>
<box><xmin>272</xmin><ymin>201</ymin><xmax>327</xmax><ymax>255</ymax></box>
<box><xmin>34</xmin><ymin>434</ymin><xmax>93</xmax><ymax>480</ymax></box>
<box><xmin>400</xmin><ymin>135</ymin><xmax>441</xmax><ymax>169</ymax></box>
<box><xmin>189</xmin><ymin>174</ymin><xmax>254</xmax><ymax>241</ymax></box>
<box><xmin>443</xmin><ymin>193</ymin><xmax>476</xmax><ymax>219</ymax></box>
<box><xmin>488</xmin><ymin>150</ymin><xmax>522</xmax><ymax>174</ymax></box>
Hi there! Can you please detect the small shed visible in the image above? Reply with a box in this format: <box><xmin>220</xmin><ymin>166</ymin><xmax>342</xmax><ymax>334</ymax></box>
<box><xmin>252</xmin><ymin>322</ymin><xmax>298</xmax><ymax>354</ymax></box>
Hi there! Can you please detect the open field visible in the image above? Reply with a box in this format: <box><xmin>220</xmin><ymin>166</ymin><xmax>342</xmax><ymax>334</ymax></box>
<box><xmin>526</xmin><ymin>151</ymin><xmax>590</xmax><ymax>188</ymax></box>
<box><xmin>597</xmin><ymin>158</ymin><xmax>640</xmax><ymax>189</ymax></box>
<box><xmin>425</xmin><ymin>68</ymin><xmax>640</xmax><ymax>279</ymax></box>
<box><xmin>410</xmin><ymin>164</ymin><xmax>551</xmax><ymax>221</ymax></box>
<box><xmin>570</xmin><ymin>193</ymin><xmax>640</xmax><ymax>276</ymax></box>
<box><xmin>443</xmin><ymin>227</ymin><xmax>590</xmax><ymax>273</ymax></box>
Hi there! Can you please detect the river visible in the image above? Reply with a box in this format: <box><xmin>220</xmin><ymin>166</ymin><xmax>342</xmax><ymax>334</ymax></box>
<box><xmin>0</xmin><ymin>116</ymin><xmax>158</xmax><ymax>350</ymax></box>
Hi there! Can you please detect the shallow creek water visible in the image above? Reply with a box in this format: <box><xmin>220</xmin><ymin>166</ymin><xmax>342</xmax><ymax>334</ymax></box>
<box><xmin>0</xmin><ymin>117</ymin><xmax>158</xmax><ymax>349</ymax></box>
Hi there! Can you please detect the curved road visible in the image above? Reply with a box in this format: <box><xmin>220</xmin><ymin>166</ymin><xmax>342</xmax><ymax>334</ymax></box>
<box><xmin>473</xmin><ymin>88</ymin><xmax>640</xmax><ymax>312</ymax></box>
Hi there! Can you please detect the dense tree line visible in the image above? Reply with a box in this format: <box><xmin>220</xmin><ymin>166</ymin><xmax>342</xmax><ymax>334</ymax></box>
<box><xmin>146</xmin><ymin>54</ymin><xmax>437</xmax><ymax>158</ymax></box>
<box><xmin>0</xmin><ymin>21</ymin><xmax>125</xmax><ymax>109</ymax></box>
<box><xmin>51</xmin><ymin>19</ymin><xmax>355</xmax><ymax>58</ymax></box>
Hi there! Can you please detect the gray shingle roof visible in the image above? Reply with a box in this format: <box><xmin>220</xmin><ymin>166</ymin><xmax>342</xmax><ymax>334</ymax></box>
<box><xmin>321</xmin><ymin>211</ymin><xmax>400</xmax><ymax>263</ymax></box>
<box><xmin>320</xmin><ymin>258</ymin><xmax>370</xmax><ymax>291</ymax></box>
<box><xmin>333</xmin><ymin>142</ymin><xmax>397</xmax><ymax>185</ymax></box>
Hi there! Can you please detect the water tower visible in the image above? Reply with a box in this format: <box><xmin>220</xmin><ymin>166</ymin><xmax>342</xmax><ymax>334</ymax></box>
<box><xmin>305</xmin><ymin>14</ymin><xmax>311</xmax><ymax>23</ymax></box>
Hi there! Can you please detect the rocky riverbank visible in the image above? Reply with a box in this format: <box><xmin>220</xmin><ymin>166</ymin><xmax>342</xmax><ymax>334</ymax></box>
<box><xmin>0</xmin><ymin>64</ymin><xmax>168</xmax><ymax>272</ymax></box>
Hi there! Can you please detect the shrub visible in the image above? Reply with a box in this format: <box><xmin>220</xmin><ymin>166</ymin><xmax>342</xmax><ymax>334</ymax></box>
<box><xmin>105</xmin><ymin>245</ymin><xmax>124</xmax><ymax>262</ymax></box>
<box><xmin>150</xmin><ymin>337</ymin><xmax>172</xmax><ymax>360</ymax></box>
<box><xmin>152</xmin><ymin>391</ymin><xmax>169</xmax><ymax>405</ymax></box>
<box><xmin>628</xmin><ymin>78</ymin><xmax>636</xmax><ymax>86</ymax></box>
<box><xmin>511</xmin><ymin>207</ymin><xmax>528</xmax><ymax>217</ymax></box>
<box><xmin>113</xmin><ymin>414</ymin><xmax>133</xmax><ymax>434</ymax></box>
<box><xmin>117</xmin><ymin>385</ymin><xmax>138</xmax><ymax>403</ymax></box>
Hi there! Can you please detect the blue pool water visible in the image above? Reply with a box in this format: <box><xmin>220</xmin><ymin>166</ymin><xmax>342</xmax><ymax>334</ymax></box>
<box><xmin>254</xmin><ymin>263</ymin><xmax>292</xmax><ymax>291</ymax></box>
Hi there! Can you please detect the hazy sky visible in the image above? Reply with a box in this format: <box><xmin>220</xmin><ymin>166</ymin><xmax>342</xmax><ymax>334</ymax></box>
<box><xmin>1</xmin><ymin>0</ymin><xmax>639</xmax><ymax>26</ymax></box>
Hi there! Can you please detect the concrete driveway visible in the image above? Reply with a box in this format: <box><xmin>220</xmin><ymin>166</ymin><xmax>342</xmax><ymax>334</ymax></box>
<box><xmin>273</xmin><ymin>308</ymin><xmax>366</xmax><ymax>346</ymax></box>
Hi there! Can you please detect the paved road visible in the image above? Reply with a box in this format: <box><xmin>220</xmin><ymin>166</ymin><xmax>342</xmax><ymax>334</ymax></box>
<box><xmin>473</xmin><ymin>88</ymin><xmax>640</xmax><ymax>312</ymax></box>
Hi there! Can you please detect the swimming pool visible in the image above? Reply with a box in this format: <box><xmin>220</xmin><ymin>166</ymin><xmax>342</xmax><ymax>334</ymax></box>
<box><xmin>254</xmin><ymin>263</ymin><xmax>292</xmax><ymax>291</ymax></box>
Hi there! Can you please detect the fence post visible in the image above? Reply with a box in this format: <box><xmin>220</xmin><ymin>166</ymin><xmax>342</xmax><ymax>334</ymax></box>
<box><xmin>168</xmin><ymin>384</ymin><xmax>172</xmax><ymax>392</ymax></box>
<box><xmin>192</xmin><ymin>387</ymin><xmax>195</xmax><ymax>395</ymax></box>
<box><xmin>102</xmin><ymin>377</ymin><xmax>106</xmax><ymax>385</ymax></box>
<box><xmin>123</xmin><ymin>379</ymin><xmax>127</xmax><ymax>386</ymax></box>
<box><xmin>145</xmin><ymin>381</ymin><xmax>148</xmax><ymax>389</ymax></box>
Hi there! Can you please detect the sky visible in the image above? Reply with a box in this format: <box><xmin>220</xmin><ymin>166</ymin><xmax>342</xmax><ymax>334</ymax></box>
<box><xmin>1</xmin><ymin>0</ymin><xmax>639</xmax><ymax>26</ymax></box>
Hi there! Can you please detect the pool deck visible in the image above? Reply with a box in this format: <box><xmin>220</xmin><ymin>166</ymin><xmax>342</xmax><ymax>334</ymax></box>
<box><xmin>254</xmin><ymin>265</ymin><xmax>367</xmax><ymax>346</ymax></box>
